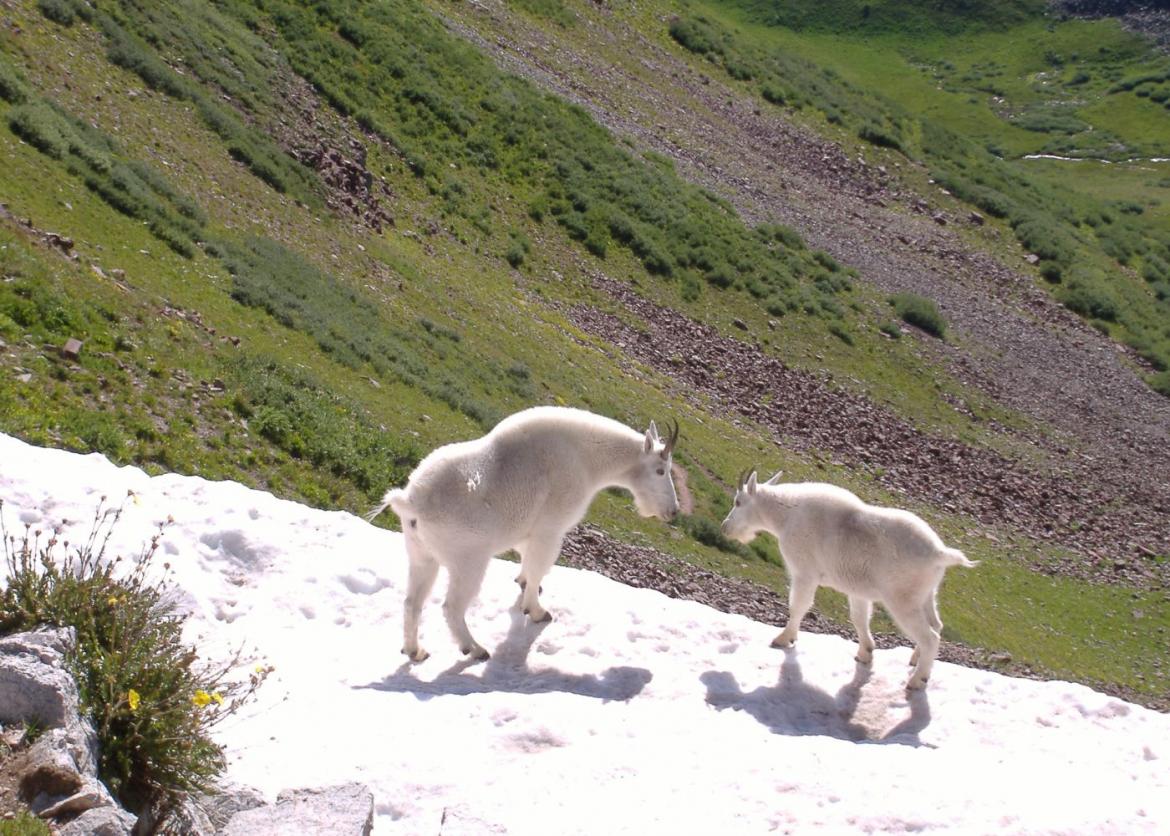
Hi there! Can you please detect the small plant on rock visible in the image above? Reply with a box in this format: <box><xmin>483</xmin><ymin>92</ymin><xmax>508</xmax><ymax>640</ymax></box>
<box><xmin>0</xmin><ymin>495</ymin><xmax>270</xmax><ymax>829</ymax></box>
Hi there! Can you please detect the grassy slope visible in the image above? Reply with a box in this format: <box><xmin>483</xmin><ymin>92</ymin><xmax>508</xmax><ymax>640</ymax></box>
<box><xmin>692</xmin><ymin>0</ymin><xmax>1170</xmax><ymax>381</ymax></box>
<box><xmin>0</xmin><ymin>0</ymin><xmax>1165</xmax><ymax>705</ymax></box>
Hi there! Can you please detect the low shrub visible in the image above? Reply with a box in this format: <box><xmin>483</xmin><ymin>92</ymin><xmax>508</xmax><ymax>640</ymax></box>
<box><xmin>0</xmin><ymin>56</ymin><xmax>29</xmax><ymax>104</ymax></box>
<box><xmin>680</xmin><ymin>513</ymin><xmax>745</xmax><ymax>555</ymax></box>
<box><xmin>1058</xmin><ymin>282</ymin><xmax>1118</xmax><ymax>322</ymax></box>
<box><xmin>669</xmin><ymin>18</ymin><xmax>721</xmax><ymax>56</ymax></box>
<box><xmin>0</xmin><ymin>497</ymin><xmax>269</xmax><ymax>825</ymax></box>
<box><xmin>889</xmin><ymin>292</ymin><xmax>946</xmax><ymax>339</ymax></box>
<box><xmin>858</xmin><ymin>122</ymin><xmax>903</xmax><ymax>151</ymax></box>
<box><xmin>36</xmin><ymin>0</ymin><xmax>83</xmax><ymax>26</ymax></box>
<box><xmin>230</xmin><ymin>359</ymin><xmax>421</xmax><ymax>496</ymax></box>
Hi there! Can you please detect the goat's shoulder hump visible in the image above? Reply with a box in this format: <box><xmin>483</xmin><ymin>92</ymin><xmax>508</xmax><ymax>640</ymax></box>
<box><xmin>783</xmin><ymin>482</ymin><xmax>864</xmax><ymax>506</ymax></box>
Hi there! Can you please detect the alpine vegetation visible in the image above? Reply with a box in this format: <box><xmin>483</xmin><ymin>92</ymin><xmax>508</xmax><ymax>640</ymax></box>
<box><xmin>368</xmin><ymin>406</ymin><xmax>680</xmax><ymax>662</ymax></box>
<box><xmin>721</xmin><ymin>470</ymin><xmax>976</xmax><ymax>689</ymax></box>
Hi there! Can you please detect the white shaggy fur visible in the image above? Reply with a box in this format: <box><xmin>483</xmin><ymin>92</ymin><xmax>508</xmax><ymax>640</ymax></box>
<box><xmin>721</xmin><ymin>471</ymin><xmax>976</xmax><ymax>689</ymax></box>
<box><xmin>368</xmin><ymin>406</ymin><xmax>680</xmax><ymax>662</ymax></box>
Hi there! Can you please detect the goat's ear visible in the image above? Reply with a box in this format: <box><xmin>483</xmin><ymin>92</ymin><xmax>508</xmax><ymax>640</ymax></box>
<box><xmin>746</xmin><ymin>471</ymin><xmax>759</xmax><ymax>495</ymax></box>
<box><xmin>644</xmin><ymin>425</ymin><xmax>656</xmax><ymax>453</ymax></box>
<box><xmin>765</xmin><ymin>469</ymin><xmax>784</xmax><ymax>486</ymax></box>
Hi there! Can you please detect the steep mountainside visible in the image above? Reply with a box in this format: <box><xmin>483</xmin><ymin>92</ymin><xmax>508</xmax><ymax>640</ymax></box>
<box><xmin>444</xmin><ymin>0</ymin><xmax>1170</xmax><ymax>569</ymax></box>
<box><xmin>0</xmin><ymin>0</ymin><xmax>1167</xmax><ymax>707</ymax></box>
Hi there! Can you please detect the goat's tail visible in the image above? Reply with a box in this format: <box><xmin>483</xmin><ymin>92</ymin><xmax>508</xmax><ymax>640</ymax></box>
<box><xmin>942</xmin><ymin>546</ymin><xmax>978</xmax><ymax>568</ymax></box>
<box><xmin>365</xmin><ymin>487</ymin><xmax>412</xmax><ymax>524</ymax></box>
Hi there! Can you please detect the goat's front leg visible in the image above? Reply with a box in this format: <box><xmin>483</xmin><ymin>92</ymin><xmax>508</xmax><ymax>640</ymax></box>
<box><xmin>771</xmin><ymin>576</ymin><xmax>817</xmax><ymax>648</ymax></box>
<box><xmin>517</xmin><ymin>533</ymin><xmax>563</xmax><ymax>623</ymax></box>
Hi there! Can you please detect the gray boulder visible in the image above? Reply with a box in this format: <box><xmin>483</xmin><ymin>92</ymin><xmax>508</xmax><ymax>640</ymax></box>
<box><xmin>1</xmin><ymin>628</ymin><xmax>82</xmax><ymax>728</ymax></box>
<box><xmin>0</xmin><ymin>628</ymin><xmax>130</xmax><ymax>834</ymax></box>
<box><xmin>220</xmin><ymin>783</ymin><xmax>374</xmax><ymax>835</ymax></box>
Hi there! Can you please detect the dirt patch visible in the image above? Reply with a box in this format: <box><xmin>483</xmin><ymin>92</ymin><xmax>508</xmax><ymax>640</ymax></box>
<box><xmin>265</xmin><ymin>69</ymin><xmax>396</xmax><ymax>233</ymax></box>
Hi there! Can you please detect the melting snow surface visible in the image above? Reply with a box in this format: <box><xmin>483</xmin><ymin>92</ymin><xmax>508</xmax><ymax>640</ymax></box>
<box><xmin>2</xmin><ymin>432</ymin><xmax>1167</xmax><ymax>833</ymax></box>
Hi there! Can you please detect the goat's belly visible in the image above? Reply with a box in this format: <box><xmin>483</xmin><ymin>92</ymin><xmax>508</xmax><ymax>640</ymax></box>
<box><xmin>417</xmin><ymin>515</ymin><xmax>522</xmax><ymax>559</ymax></box>
<box><xmin>822</xmin><ymin>564</ymin><xmax>876</xmax><ymax>597</ymax></box>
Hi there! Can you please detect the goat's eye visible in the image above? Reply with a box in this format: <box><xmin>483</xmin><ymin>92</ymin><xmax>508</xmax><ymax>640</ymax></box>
<box><xmin>656</xmin><ymin>467</ymin><xmax>665</xmax><ymax>476</ymax></box>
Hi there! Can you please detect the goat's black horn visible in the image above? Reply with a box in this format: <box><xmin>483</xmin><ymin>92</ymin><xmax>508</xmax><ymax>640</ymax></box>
<box><xmin>665</xmin><ymin>418</ymin><xmax>680</xmax><ymax>452</ymax></box>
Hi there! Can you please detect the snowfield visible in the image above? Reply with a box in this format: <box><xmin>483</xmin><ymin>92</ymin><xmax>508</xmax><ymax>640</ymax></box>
<box><xmin>2</xmin><ymin>432</ymin><xmax>1167</xmax><ymax>834</ymax></box>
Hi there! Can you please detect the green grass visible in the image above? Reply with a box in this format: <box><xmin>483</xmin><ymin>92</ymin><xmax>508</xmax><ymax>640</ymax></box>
<box><xmin>0</xmin><ymin>812</ymin><xmax>51</xmax><ymax>836</ymax></box>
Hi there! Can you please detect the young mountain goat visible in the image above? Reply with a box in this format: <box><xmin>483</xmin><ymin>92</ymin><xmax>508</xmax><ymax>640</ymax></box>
<box><xmin>368</xmin><ymin>406</ymin><xmax>680</xmax><ymax>662</ymax></box>
<box><xmin>721</xmin><ymin>470</ymin><xmax>976</xmax><ymax>689</ymax></box>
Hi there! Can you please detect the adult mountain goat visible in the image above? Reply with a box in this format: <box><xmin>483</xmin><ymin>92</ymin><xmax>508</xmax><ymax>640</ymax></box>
<box><xmin>721</xmin><ymin>470</ymin><xmax>975</xmax><ymax>689</ymax></box>
<box><xmin>368</xmin><ymin>406</ymin><xmax>680</xmax><ymax>662</ymax></box>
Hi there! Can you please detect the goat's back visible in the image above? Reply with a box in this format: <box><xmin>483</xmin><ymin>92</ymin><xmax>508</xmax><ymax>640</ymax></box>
<box><xmin>400</xmin><ymin>407</ymin><xmax>628</xmax><ymax>553</ymax></box>
<box><xmin>768</xmin><ymin>483</ymin><xmax>962</xmax><ymax>596</ymax></box>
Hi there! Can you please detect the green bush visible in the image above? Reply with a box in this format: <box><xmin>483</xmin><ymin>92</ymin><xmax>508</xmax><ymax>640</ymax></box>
<box><xmin>889</xmin><ymin>292</ymin><xmax>947</xmax><ymax>338</ymax></box>
<box><xmin>0</xmin><ymin>497</ymin><xmax>268</xmax><ymax>824</ymax></box>
<box><xmin>1011</xmin><ymin>214</ymin><xmax>1074</xmax><ymax>265</ymax></box>
<box><xmin>0</xmin><ymin>57</ymin><xmax>30</xmax><ymax>104</ymax></box>
<box><xmin>231</xmin><ymin>359</ymin><xmax>421</xmax><ymax>496</ymax></box>
<box><xmin>8</xmin><ymin>103</ymin><xmax>70</xmax><ymax>158</ymax></box>
<box><xmin>680</xmin><ymin>514</ymin><xmax>745</xmax><ymax>555</ymax></box>
<box><xmin>1012</xmin><ymin>109</ymin><xmax>1090</xmax><ymax>134</ymax></box>
<box><xmin>858</xmin><ymin>122</ymin><xmax>903</xmax><ymax>151</ymax></box>
<box><xmin>669</xmin><ymin>18</ymin><xmax>721</xmax><ymax>56</ymax></box>
<box><xmin>1058</xmin><ymin>282</ymin><xmax>1118</xmax><ymax>322</ymax></box>
<box><xmin>37</xmin><ymin>0</ymin><xmax>80</xmax><ymax>26</ymax></box>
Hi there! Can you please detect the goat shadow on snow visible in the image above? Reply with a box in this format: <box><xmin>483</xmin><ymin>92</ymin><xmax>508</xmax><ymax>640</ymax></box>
<box><xmin>354</xmin><ymin>606</ymin><xmax>653</xmax><ymax>703</ymax></box>
<box><xmin>701</xmin><ymin>647</ymin><xmax>933</xmax><ymax>747</ymax></box>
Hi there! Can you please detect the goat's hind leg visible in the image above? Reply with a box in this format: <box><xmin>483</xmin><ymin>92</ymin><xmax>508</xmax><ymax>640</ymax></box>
<box><xmin>443</xmin><ymin>553</ymin><xmax>492</xmax><ymax>661</ymax></box>
<box><xmin>849</xmin><ymin>596</ymin><xmax>876</xmax><ymax>664</ymax></box>
<box><xmin>888</xmin><ymin>595</ymin><xmax>941</xmax><ymax>690</ymax></box>
<box><xmin>909</xmin><ymin>590</ymin><xmax>943</xmax><ymax>667</ymax></box>
<box><xmin>403</xmin><ymin>541</ymin><xmax>440</xmax><ymax>663</ymax></box>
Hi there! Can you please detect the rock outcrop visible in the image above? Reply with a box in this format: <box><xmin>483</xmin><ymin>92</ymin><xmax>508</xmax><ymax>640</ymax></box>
<box><xmin>0</xmin><ymin>627</ymin><xmax>376</xmax><ymax>833</ymax></box>
<box><xmin>0</xmin><ymin>627</ymin><xmax>135</xmax><ymax>834</ymax></box>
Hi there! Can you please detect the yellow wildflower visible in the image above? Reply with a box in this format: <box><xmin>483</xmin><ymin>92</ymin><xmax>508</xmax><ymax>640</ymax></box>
<box><xmin>127</xmin><ymin>689</ymin><xmax>140</xmax><ymax>712</ymax></box>
<box><xmin>192</xmin><ymin>690</ymin><xmax>212</xmax><ymax>707</ymax></box>
<box><xmin>212</xmin><ymin>692</ymin><xmax>224</xmax><ymax>706</ymax></box>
